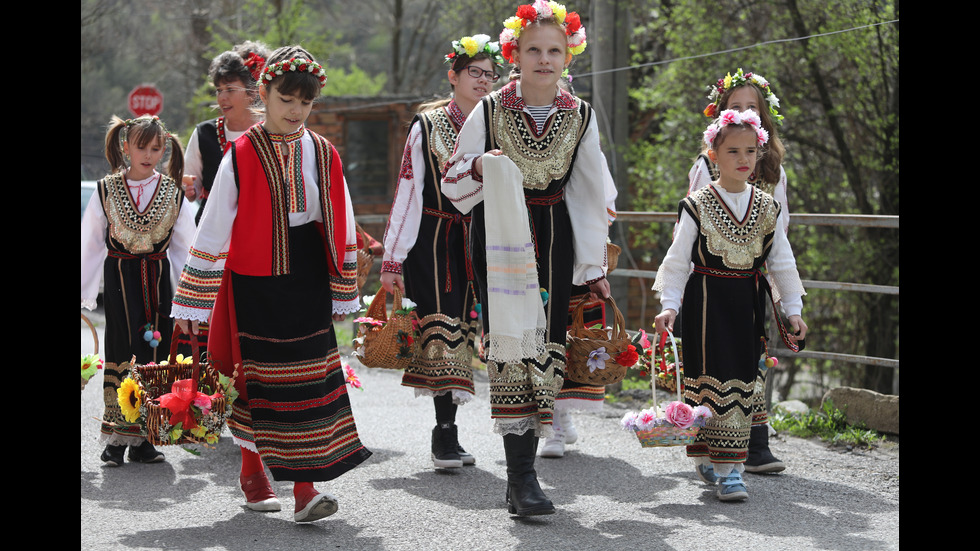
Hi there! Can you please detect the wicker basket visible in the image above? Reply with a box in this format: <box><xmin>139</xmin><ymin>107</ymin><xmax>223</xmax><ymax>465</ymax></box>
<box><xmin>356</xmin><ymin>224</ymin><xmax>374</xmax><ymax>291</ymax></box>
<box><xmin>128</xmin><ymin>326</ymin><xmax>231</xmax><ymax>446</ymax></box>
<box><xmin>607</xmin><ymin>242</ymin><xmax>621</xmax><ymax>273</ymax></box>
<box><xmin>654</xmin><ymin>329</ymin><xmax>683</xmax><ymax>393</ymax></box>
<box><xmin>353</xmin><ymin>286</ymin><xmax>419</xmax><ymax>370</ymax></box>
<box><xmin>81</xmin><ymin>313</ymin><xmax>100</xmax><ymax>391</ymax></box>
<box><xmin>632</xmin><ymin>329</ymin><xmax>701</xmax><ymax>448</ymax></box>
<box><xmin>565</xmin><ymin>297</ymin><xmax>631</xmax><ymax>386</ymax></box>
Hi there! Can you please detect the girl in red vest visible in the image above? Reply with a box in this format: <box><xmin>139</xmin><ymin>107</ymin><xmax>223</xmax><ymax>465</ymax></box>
<box><xmin>172</xmin><ymin>45</ymin><xmax>371</xmax><ymax>523</ymax></box>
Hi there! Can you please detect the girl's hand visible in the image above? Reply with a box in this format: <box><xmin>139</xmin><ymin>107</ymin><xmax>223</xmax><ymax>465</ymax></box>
<box><xmin>654</xmin><ymin>309</ymin><xmax>677</xmax><ymax>335</ymax></box>
<box><xmin>475</xmin><ymin>149</ymin><xmax>503</xmax><ymax>177</ymax></box>
<box><xmin>380</xmin><ymin>272</ymin><xmax>404</xmax><ymax>294</ymax></box>
<box><xmin>787</xmin><ymin>315</ymin><xmax>808</xmax><ymax>342</ymax></box>
<box><xmin>182</xmin><ymin>175</ymin><xmax>198</xmax><ymax>201</ymax></box>
<box><xmin>176</xmin><ymin>318</ymin><xmax>199</xmax><ymax>336</ymax></box>
<box><xmin>587</xmin><ymin>278</ymin><xmax>611</xmax><ymax>300</ymax></box>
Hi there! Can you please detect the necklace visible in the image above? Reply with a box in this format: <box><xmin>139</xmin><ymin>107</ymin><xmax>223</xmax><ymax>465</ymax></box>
<box><xmin>127</xmin><ymin>173</ymin><xmax>159</xmax><ymax>207</ymax></box>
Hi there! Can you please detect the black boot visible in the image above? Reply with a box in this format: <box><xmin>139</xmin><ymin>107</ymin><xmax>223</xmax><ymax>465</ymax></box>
<box><xmin>101</xmin><ymin>444</ymin><xmax>126</xmax><ymax>467</ymax></box>
<box><xmin>432</xmin><ymin>423</ymin><xmax>463</xmax><ymax>469</ymax></box>
<box><xmin>744</xmin><ymin>425</ymin><xmax>785</xmax><ymax>473</ymax></box>
<box><xmin>503</xmin><ymin>432</ymin><xmax>555</xmax><ymax>516</ymax></box>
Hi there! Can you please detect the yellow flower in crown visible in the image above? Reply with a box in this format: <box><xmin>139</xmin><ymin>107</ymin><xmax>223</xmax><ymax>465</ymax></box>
<box><xmin>460</xmin><ymin>36</ymin><xmax>479</xmax><ymax>56</ymax></box>
<box><xmin>504</xmin><ymin>16</ymin><xmax>524</xmax><ymax>33</ymax></box>
<box><xmin>723</xmin><ymin>73</ymin><xmax>733</xmax><ymax>89</ymax></box>
<box><xmin>548</xmin><ymin>1</ymin><xmax>566</xmax><ymax>23</ymax></box>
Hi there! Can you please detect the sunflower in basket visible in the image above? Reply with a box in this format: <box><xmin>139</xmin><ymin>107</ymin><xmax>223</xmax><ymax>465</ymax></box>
<box><xmin>117</xmin><ymin>377</ymin><xmax>143</xmax><ymax>423</ymax></box>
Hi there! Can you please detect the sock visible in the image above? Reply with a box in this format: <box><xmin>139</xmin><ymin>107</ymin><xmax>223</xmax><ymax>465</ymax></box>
<box><xmin>713</xmin><ymin>462</ymin><xmax>735</xmax><ymax>477</ymax></box>
<box><xmin>293</xmin><ymin>481</ymin><xmax>318</xmax><ymax>507</ymax></box>
<box><xmin>240</xmin><ymin>447</ymin><xmax>264</xmax><ymax>479</ymax></box>
<box><xmin>434</xmin><ymin>392</ymin><xmax>457</xmax><ymax>425</ymax></box>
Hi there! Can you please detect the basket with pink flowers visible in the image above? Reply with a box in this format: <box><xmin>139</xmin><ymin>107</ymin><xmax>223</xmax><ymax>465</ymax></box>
<box><xmin>621</xmin><ymin>329</ymin><xmax>711</xmax><ymax>448</ymax></box>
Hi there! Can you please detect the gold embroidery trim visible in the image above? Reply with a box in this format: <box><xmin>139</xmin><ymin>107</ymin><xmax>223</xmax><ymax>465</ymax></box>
<box><xmin>691</xmin><ymin>186</ymin><xmax>779</xmax><ymax>269</ymax></box>
<box><xmin>102</xmin><ymin>173</ymin><xmax>181</xmax><ymax>254</ymax></box>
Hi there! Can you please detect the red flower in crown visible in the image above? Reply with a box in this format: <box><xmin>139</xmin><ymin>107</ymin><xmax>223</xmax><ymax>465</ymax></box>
<box><xmin>516</xmin><ymin>5</ymin><xmax>538</xmax><ymax>21</ymax></box>
<box><xmin>565</xmin><ymin>12</ymin><xmax>581</xmax><ymax>34</ymax></box>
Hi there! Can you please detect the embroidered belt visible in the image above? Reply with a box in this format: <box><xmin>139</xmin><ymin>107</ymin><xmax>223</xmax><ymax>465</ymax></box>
<box><xmin>108</xmin><ymin>250</ymin><xmax>167</xmax><ymax>329</ymax></box>
<box><xmin>523</xmin><ymin>190</ymin><xmax>564</xmax><ymax>257</ymax></box>
<box><xmin>692</xmin><ymin>264</ymin><xmax>801</xmax><ymax>353</ymax></box>
<box><xmin>423</xmin><ymin>207</ymin><xmax>473</xmax><ymax>293</ymax></box>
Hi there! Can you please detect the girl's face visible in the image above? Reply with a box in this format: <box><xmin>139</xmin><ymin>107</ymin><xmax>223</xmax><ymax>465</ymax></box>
<box><xmin>710</xmin><ymin>127</ymin><xmax>758</xmax><ymax>192</ymax></box>
<box><xmin>725</xmin><ymin>86</ymin><xmax>762</xmax><ymax>115</ymax></box>
<box><xmin>449</xmin><ymin>58</ymin><xmax>496</xmax><ymax>106</ymax></box>
<box><xmin>513</xmin><ymin>23</ymin><xmax>569</xmax><ymax>93</ymax></box>
<box><xmin>124</xmin><ymin>137</ymin><xmax>165</xmax><ymax>181</ymax></box>
<box><xmin>215</xmin><ymin>77</ymin><xmax>253</xmax><ymax>121</ymax></box>
<box><xmin>260</xmin><ymin>84</ymin><xmax>314</xmax><ymax>136</ymax></box>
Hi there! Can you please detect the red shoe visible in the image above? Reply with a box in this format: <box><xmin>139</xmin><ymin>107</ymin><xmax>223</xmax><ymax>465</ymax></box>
<box><xmin>294</xmin><ymin>491</ymin><xmax>339</xmax><ymax>523</ymax></box>
<box><xmin>240</xmin><ymin>471</ymin><xmax>281</xmax><ymax>512</ymax></box>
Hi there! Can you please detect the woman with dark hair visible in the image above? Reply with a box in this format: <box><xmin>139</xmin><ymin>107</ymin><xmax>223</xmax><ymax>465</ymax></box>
<box><xmin>183</xmin><ymin>41</ymin><xmax>270</xmax><ymax>224</ymax></box>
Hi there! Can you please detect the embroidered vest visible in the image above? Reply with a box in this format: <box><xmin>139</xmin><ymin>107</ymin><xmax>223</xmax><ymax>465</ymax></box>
<box><xmin>100</xmin><ymin>172</ymin><xmax>183</xmax><ymax>254</ymax></box>
<box><xmin>226</xmin><ymin>126</ymin><xmax>348</xmax><ymax>277</ymax></box>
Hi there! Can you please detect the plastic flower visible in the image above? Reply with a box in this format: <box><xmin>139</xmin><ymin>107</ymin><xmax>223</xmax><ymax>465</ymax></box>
<box><xmin>460</xmin><ymin>36</ymin><xmax>479</xmax><ymax>56</ymax></box>
<box><xmin>548</xmin><ymin>1</ymin><xmax>566</xmax><ymax>23</ymax></box>
<box><xmin>400</xmin><ymin>297</ymin><xmax>417</xmax><ymax>311</ymax></box>
<box><xmin>615</xmin><ymin>345</ymin><xmax>639</xmax><ymax>367</ymax></box>
<box><xmin>81</xmin><ymin>353</ymin><xmax>103</xmax><ymax>381</ymax></box>
<box><xmin>587</xmin><ymin>347</ymin><xmax>610</xmax><ymax>373</ymax></box>
<box><xmin>723</xmin><ymin>73</ymin><xmax>733</xmax><ymax>89</ymax></box>
<box><xmin>158</xmin><ymin>379</ymin><xmax>210</xmax><ymax>430</ymax></box>
<box><xmin>664</xmin><ymin>401</ymin><xmax>696</xmax><ymax>429</ymax></box>
<box><xmin>190</xmin><ymin>426</ymin><xmax>208</xmax><ymax>439</ymax></box>
<box><xmin>117</xmin><ymin>377</ymin><xmax>143</xmax><ymax>423</ymax></box>
<box><xmin>354</xmin><ymin>316</ymin><xmax>384</xmax><ymax>326</ymax></box>
<box><xmin>343</xmin><ymin>364</ymin><xmax>363</xmax><ymax>390</ymax></box>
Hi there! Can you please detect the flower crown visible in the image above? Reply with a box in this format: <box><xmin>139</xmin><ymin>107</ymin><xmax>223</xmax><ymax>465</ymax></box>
<box><xmin>243</xmin><ymin>52</ymin><xmax>266</xmax><ymax>83</ymax></box>
<box><xmin>125</xmin><ymin>115</ymin><xmax>172</xmax><ymax>138</ymax></box>
<box><xmin>703</xmin><ymin>109</ymin><xmax>770</xmax><ymax>148</ymax></box>
<box><xmin>445</xmin><ymin>34</ymin><xmax>505</xmax><ymax>67</ymax></box>
<box><xmin>261</xmin><ymin>57</ymin><xmax>327</xmax><ymax>89</ymax></box>
<box><xmin>704</xmin><ymin>68</ymin><xmax>783</xmax><ymax>125</ymax></box>
<box><xmin>499</xmin><ymin>0</ymin><xmax>587</xmax><ymax>64</ymax></box>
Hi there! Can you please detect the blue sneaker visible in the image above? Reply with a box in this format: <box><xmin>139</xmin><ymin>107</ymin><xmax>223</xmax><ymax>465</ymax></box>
<box><xmin>717</xmin><ymin>471</ymin><xmax>748</xmax><ymax>501</ymax></box>
<box><xmin>696</xmin><ymin>464</ymin><xmax>717</xmax><ymax>484</ymax></box>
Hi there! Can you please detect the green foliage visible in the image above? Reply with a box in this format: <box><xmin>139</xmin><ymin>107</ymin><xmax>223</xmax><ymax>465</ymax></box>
<box><xmin>771</xmin><ymin>400</ymin><xmax>883</xmax><ymax>449</ymax></box>
<box><xmin>322</xmin><ymin>65</ymin><xmax>388</xmax><ymax>97</ymax></box>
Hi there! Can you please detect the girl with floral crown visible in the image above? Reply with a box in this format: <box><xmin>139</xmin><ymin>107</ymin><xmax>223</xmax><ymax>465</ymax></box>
<box><xmin>443</xmin><ymin>1</ymin><xmax>610</xmax><ymax>517</ymax></box>
<box><xmin>172</xmin><ymin>45</ymin><xmax>372</xmax><ymax>523</ymax></box>
<box><xmin>686</xmin><ymin>68</ymin><xmax>789</xmax><ymax>473</ymax></box>
<box><xmin>654</xmin><ymin>110</ymin><xmax>808</xmax><ymax>502</ymax></box>
<box><xmin>82</xmin><ymin>114</ymin><xmax>196</xmax><ymax>467</ymax></box>
<box><xmin>380</xmin><ymin>34</ymin><xmax>504</xmax><ymax>470</ymax></box>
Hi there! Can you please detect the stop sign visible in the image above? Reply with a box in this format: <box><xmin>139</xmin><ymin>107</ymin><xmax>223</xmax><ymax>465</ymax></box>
<box><xmin>128</xmin><ymin>84</ymin><xmax>164</xmax><ymax>117</ymax></box>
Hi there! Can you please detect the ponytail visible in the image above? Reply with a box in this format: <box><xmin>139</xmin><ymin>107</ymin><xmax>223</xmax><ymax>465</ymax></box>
<box><xmin>104</xmin><ymin>116</ymin><xmax>129</xmax><ymax>174</ymax></box>
<box><xmin>164</xmin><ymin>134</ymin><xmax>184</xmax><ymax>183</ymax></box>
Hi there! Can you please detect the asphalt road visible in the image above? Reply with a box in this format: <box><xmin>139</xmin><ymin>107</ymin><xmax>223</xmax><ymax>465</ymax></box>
<box><xmin>81</xmin><ymin>311</ymin><xmax>899</xmax><ymax>550</ymax></box>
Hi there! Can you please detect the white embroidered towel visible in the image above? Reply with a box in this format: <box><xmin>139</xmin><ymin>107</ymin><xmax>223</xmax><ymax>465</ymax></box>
<box><xmin>482</xmin><ymin>154</ymin><xmax>546</xmax><ymax>363</ymax></box>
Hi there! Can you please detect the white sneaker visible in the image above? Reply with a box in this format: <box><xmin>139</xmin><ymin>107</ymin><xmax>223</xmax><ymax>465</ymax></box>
<box><xmin>540</xmin><ymin>434</ymin><xmax>565</xmax><ymax>458</ymax></box>
<box><xmin>560</xmin><ymin>411</ymin><xmax>578</xmax><ymax>445</ymax></box>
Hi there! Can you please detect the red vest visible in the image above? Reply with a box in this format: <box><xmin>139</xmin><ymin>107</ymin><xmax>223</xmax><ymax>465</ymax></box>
<box><xmin>225</xmin><ymin>126</ymin><xmax>348</xmax><ymax>277</ymax></box>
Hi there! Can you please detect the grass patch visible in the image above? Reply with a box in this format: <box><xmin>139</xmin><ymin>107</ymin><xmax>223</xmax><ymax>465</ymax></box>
<box><xmin>771</xmin><ymin>399</ymin><xmax>883</xmax><ymax>449</ymax></box>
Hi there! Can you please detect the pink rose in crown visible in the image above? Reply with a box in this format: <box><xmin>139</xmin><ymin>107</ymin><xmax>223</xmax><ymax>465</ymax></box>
<box><xmin>664</xmin><ymin>401</ymin><xmax>695</xmax><ymax>429</ymax></box>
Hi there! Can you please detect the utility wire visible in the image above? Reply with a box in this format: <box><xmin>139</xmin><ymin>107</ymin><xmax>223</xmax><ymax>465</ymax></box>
<box><xmin>573</xmin><ymin>19</ymin><xmax>899</xmax><ymax>79</ymax></box>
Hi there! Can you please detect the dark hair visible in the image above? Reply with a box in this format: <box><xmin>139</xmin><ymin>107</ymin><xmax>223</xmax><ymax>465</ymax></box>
<box><xmin>710</xmin><ymin>123</ymin><xmax>766</xmax><ymax>164</ymax></box>
<box><xmin>209</xmin><ymin>40</ymin><xmax>271</xmax><ymax>90</ymax></box>
<box><xmin>104</xmin><ymin>115</ymin><xmax>184</xmax><ymax>182</ymax></box>
<box><xmin>417</xmin><ymin>51</ymin><xmax>500</xmax><ymax>114</ymax></box>
<box><xmin>262</xmin><ymin>45</ymin><xmax>322</xmax><ymax>101</ymax></box>
<box><xmin>716</xmin><ymin>83</ymin><xmax>784</xmax><ymax>185</ymax></box>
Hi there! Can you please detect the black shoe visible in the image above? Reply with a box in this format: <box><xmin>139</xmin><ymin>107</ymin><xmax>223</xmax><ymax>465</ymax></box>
<box><xmin>431</xmin><ymin>423</ymin><xmax>463</xmax><ymax>469</ymax></box>
<box><xmin>128</xmin><ymin>440</ymin><xmax>166</xmax><ymax>463</ymax></box>
<box><xmin>503</xmin><ymin>432</ymin><xmax>555</xmax><ymax>516</ymax></box>
<box><xmin>744</xmin><ymin>425</ymin><xmax>785</xmax><ymax>473</ymax></box>
<box><xmin>457</xmin><ymin>443</ymin><xmax>476</xmax><ymax>466</ymax></box>
<box><xmin>101</xmin><ymin>444</ymin><xmax>126</xmax><ymax>467</ymax></box>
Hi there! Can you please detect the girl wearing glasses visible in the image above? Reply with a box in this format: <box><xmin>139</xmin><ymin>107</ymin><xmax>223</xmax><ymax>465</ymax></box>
<box><xmin>380</xmin><ymin>35</ymin><xmax>503</xmax><ymax>470</ymax></box>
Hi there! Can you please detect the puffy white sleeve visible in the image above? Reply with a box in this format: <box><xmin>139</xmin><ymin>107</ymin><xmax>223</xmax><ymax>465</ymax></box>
<box><xmin>688</xmin><ymin>155</ymin><xmax>713</xmax><ymax>196</ymax></box>
<box><xmin>600</xmin><ymin>151</ymin><xmax>618</xmax><ymax>223</ymax></box>
<box><xmin>166</xmin><ymin>197</ymin><xmax>198</xmax><ymax>289</ymax></box>
<box><xmin>81</xmin><ymin>188</ymin><xmax>107</xmax><ymax>310</ymax></box>
<box><xmin>564</xmin><ymin>118</ymin><xmax>610</xmax><ymax>285</ymax></box>
<box><xmin>774</xmin><ymin>165</ymin><xmax>790</xmax><ymax>234</ymax></box>
<box><xmin>652</xmin><ymin>207</ymin><xmax>696</xmax><ymax>312</ymax></box>
<box><xmin>381</xmin><ymin>121</ymin><xmax>426</xmax><ymax>273</ymax></box>
<box><xmin>183</xmin><ymin>127</ymin><xmax>205</xmax><ymax>196</ymax></box>
<box><xmin>170</xmin><ymin>154</ymin><xmax>238</xmax><ymax>323</ymax></box>
<box><xmin>767</xmin><ymin>208</ymin><xmax>805</xmax><ymax>316</ymax></box>
<box><xmin>442</xmin><ymin>104</ymin><xmax>488</xmax><ymax>215</ymax></box>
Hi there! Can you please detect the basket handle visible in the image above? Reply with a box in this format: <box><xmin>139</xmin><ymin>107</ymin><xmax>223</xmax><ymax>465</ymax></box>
<box><xmin>81</xmin><ymin>313</ymin><xmax>99</xmax><ymax>355</ymax></box>
<box><xmin>653</xmin><ymin>329</ymin><xmax>684</xmax><ymax>409</ymax></box>
<box><xmin>357</xmin><ymin>224</ymin><xmax>373</xmax><ymax>256</ymax></box>
<box><xmin>169</xmin><ymin>322</ymin><xmax>203</xmax><ymax>386</ymax></box>
<box><xmin>366</xmin><ymin>286</ymin><xmax>390</xmax><ymax>322</ymax></box>
<box><xmin>606</xmin><ymin>296</ymin><xmax>628</xmax><ymax>341</ymax></box>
